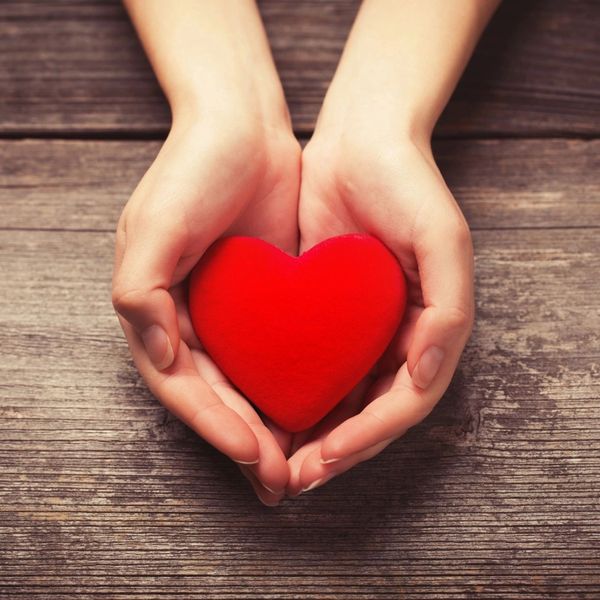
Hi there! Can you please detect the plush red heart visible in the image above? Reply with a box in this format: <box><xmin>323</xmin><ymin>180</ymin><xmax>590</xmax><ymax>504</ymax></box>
<box><xmin>188</xmin><ymin>234</ymin><xmax>406</xmax><ymax>432</ymax></box>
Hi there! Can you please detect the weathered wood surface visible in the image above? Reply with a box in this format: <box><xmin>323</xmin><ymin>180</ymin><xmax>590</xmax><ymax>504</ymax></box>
<box><xmin>1</xmin><ymin>141</ymin><xmax>599</xmax><ymax>598</ymax></box>
<box><xmin>1</xmin><ymin>0</ymin><xmax>599</xmax><ymax>136</ymax></box>
<box><xmin>1</xmin><ymin>0</ymin><xmax>600</xmax><ymax>595</ymax></box>
<box><xmin>2</xmin><ymin>138</ymin><xmax>599</xmax><ymax>232</ymax></box>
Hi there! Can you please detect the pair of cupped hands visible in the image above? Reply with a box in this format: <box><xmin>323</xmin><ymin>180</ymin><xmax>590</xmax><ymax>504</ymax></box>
<box><xmin>111</xmin><ymin>91</ymin><xmax>474</xmax><ymax>505</ymax></box>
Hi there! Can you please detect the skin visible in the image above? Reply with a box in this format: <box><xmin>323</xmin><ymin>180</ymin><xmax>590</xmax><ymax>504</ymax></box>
<box><xmin>114</xmin><ymin>0</ymin><xmax>500</xmax><ymax>505</ymax></box>
<box><xmin>285</xmin><ymin>0</ymin><xmax>501</xmax><ymax>496</ymax></box>
<box><xmin>114</xmin><ymin>0</ymin><xmax>299</xmax><ymax>505</ymax></box>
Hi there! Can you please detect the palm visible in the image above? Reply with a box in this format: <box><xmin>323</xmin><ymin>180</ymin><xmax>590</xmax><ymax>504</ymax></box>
<box><xmin>115</xmin><ymin>124</ymin><xmax>300</xmax><ymax>503</ymax></box>
<box><xmin>174</xmin><ymin>132</ymin><xmax>300</xmax><ymax>495</ymax></box>
<box><xmin>286</xmin><ymin>141</ymin><xmax>464</xmax><ymax>493</ymax></box>
<box><xmin>172</xmin><ymin>165</ymin><xmax>300</xmax><ymax>476</ymax></box>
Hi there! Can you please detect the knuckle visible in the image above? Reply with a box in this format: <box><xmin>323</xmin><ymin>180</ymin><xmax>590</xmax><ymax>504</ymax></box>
<box><xmin>111</xmin><ymin>285</ymin><xmax>147</xmax><ymax>316</ymax></box>
<box><xmin>444</xmin><ymin>305</ymin><xmax>474</xmax><ymax>335</ymax></box>
<box><xmin>449</xmin><ymin>216</ymin><xmax>473</xmax><ymax>250</ymax></box>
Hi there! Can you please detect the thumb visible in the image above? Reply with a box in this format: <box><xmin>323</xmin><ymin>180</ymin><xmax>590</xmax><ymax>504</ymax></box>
<box><xmin>112</xmin><ymin>219</ymin><xmax>186</xmax><ymax>370</ymax></box>
<box><xmin>407</xmin><ymin>210</ymin><xmax>475</xmax><ymax>390</ymax></box>
<box><xmin>407</xmin><ymin>305</ymin><xmax>473</xmax><ymax>391</ymax></box>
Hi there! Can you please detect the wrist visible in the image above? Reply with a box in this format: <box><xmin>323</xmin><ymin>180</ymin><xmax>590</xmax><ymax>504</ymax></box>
<box><xmin>168</xmin><ymin>90</ymin><xmax>297</xmax><ymax>169</ymax></box>
<box><xmin>315</xmin><ymin>76</ymin><xmax>434</xmax><ymax>156</ymax></box>
<box><xmin>169</xmin><ymin>66</ymin><xmax>292</xmax><ymax>135</ymax></box>
<box><xmin>312</xmin><ymin>0</ymin><xmax>499</xmax><ymax>149</ymax></box>
<box><xmin>127</xmin><ymin>0</ymin><xmax>292</xmax><ymax>136</ymax></box>
<box><xmin>312</xmin><ymin>94</ymin><xmax>433</xmax><ymax>163</ymax></box>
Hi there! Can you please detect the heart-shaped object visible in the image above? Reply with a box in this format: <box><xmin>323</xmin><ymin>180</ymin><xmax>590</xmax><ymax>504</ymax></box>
<box><xmin>188</xmin><ymin>234</ymin><xmax>406</xmax><ymax>432</ymax></box>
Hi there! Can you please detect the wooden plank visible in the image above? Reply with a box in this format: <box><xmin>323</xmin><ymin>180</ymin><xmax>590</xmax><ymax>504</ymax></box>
<box><xmin>0</xmin><ymin>226</ymin><xmax>598</xmax><ymax>598</ymax></box>
<box><xmin>0</xmin><ymin>0</ymin><xmax>598</xmax><ymax>136</ymax></box>
<box><xmin>1</xmin><ymin>139</ymin><xmax>599</xmax><ymax>232</ymax></box>
<box><xmin>0</xmin><ymin>136</ymin><xmax>599</xmax><ymax>595</ymax></box>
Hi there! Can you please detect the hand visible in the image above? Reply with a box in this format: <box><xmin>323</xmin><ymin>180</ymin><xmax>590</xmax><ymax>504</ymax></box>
<box><xmin>112</xmin><ymin>113</ymin><xmax>301</xmax><ymax>506</ymax></box>
<box><xmin>285</xmin><ymin>133</ymin><xmax>474</xmax><ymax>495</ymax></box>
<box><xmin>118</xmin><ymin>0</ymin><xmax>304</xmax><ymax>506</ymax></box>
<box><xmin>281</xmin><ymin>0</ymin><xmax>496</xmax><ymax>497</ymax></box>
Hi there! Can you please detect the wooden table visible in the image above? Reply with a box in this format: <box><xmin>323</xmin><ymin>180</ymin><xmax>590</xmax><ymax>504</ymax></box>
<box><xmin>1</xmin><ymin>1</ymin><xmax>599</xmax><ymax>598</ymax></box>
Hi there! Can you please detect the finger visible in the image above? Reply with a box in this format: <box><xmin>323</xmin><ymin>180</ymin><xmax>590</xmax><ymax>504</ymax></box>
<box><xmin>238</xmin><ymin>464</ymin><xmax>283</xmax><ymax>507</ymax></box>
<box><xmin>112</xmin><ymin>214</ymin><xmax>188</xmax><ymax>371</ymax></box>
<box><xmin>360</xmin><ymin>371</ymin><xmax>397</xmax><ymax>408</ymax></box>
<box><xmin>287</xmin><ymin>435</ymin><xmax>323</xmax><ymax>493</ymax></box>
<box><xmin>406</xmin><ymin>197</ymin><xmax>475</xmax><ymax>390</ymax></box>
<box><xmin>286</xmin><ymin>375</ymin><xmax>371</xmax><ymax>492</ymax></box>
<box><xmin>304</xmin><ymin>373</ymin><xmax>396</xmax><ymax>468</ymax></box>
<box><xmin>292</xmin><ymin>436</ymin><xmax>397</xmax><ymax>496</ymax></box>
<box><xmin>192</xmin><ymin>350</ymin><xmax>289</xmax><ymax>494</ymax></box>
<box><xmin>262</xmin><ymin>415</ymin><xmax>294</xmax><ymax>458</ymax></box>
<box><xmin>247</xmin><ymin>422</ymin><xmax>290</xmax><ymax>494</ymax></box>
<box><xmin>171</xmin><ymin>283</ymin><xmax>202</xmax><ymax>350</ymax></box>
<box><xmin>319</xmin><ymin>363</ymin><xmax>436</xmax><ymax>461</ymax></box>
<box><xmin>120</xmin><ymin>317</ymin><xmax>260</xmax><ymax>465</ymax></box>
<box><xmin>114</xmin><ymin>212</ymin><xmax>128</xmax><ymax>274</ymax></box>
<box><xmin>377</xmin><ymin>304</ymin><xmax>423</xmax><ymax>374</ymax></box>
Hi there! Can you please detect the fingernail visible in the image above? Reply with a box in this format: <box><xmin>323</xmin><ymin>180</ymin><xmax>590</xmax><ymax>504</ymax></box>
<box><xmin>301</xmin><ymin>472</ymin><xmax>338</xmax><ymax>493</ymax></box>
<box><xmin>235</xmin><ymin>458</ymin><xmax>260</xmax><ymax>465</ymax></box>
<box><xmin>141</xmin><ymin>325</ymin><xmax>174</xmax><ymax>370</ymax></box>
<box><xmin>320</xmin><ymin>436</ymin><xmax>398</xmax><ymax>467</ymax></box>
<box><xmin>412</xmin><ymin>346</ymin><xmax>445</xmax><ymax>389</ymax></box>
<box><xmin>262</xmin><ymin>483</ymin><xmax>284</xmax><ymax>495</ymax></box>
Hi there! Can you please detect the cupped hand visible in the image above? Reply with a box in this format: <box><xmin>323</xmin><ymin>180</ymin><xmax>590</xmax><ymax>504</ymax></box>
<box><xmin>286</xmin><ymin>133</ymin><xmax>475</xmax><ymax>495</ymax></box>
<box><xmin>112</xmin><ymin>115</ymin><xmax>300</xmax><ymax>506</ymax></box>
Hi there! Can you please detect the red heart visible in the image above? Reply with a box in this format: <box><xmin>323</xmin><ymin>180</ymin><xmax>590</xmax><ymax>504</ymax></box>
<box><xmin>188</xmin><ymin>234</ymin><xmax>406</xmax><ymax>432</ymax></box>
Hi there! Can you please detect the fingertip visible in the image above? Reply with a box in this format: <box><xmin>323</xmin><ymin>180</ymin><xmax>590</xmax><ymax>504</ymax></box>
<box><xmin>141</xmin><ymin>325</ymin><xmax>175</xmax><ymax>371</ymax></box>
<box><xmin>186</xmin><ymin>402</ymin><xmax>260</xmax><ymax>466</ymax></box>
<box><xmin>411</xmin><ymin>345</ymin><xmax>445</xmax><ymax>389</ymax></box>
<box><xmin>227</xmin><ymin>428</ymin><xmax>261</xmax><ymax>466</ymax></box>
<box><xmin>112</xmin><ymin>285</ymin><xmax>181</xmax><ymax>351</ymax></box>
<box><xmin>319</xmin><ymin>456</ymin><xmax>341</xmax><ymax>465</ymax></box>
<box><xmin>234</xmin><ymin>457</ymin><xmax>260</xmax><ymax>465</ymax></box>
<box><xmin>298</xmin><ymin>449</ymin><xmax>341</xmax><ymax>494</ymax></box>
<box><xmin>238</xmin><ymin>464</ymin><xmax>283</xmax><ymax>507</ymax></box>
<box><xmin>249</xmin><ymin>423</ymin><xmax>290</xmax><ymax>494</ymax></box>
<box><xmin>295</xmin><ymin>449</ymin><xmax>325</xmax><ymax>495</ymax></box>
<box><xmin>406</xmin><ymin>305</ymin><xmax>473</xmax><ymax>391</ymax></box>
<box><xmin>301</xmin><ymin>471</ymin><xmax>339</xmax><ymax>494</ymax></box>
<box><xmin>319</xmin><ymin>416</ymin><xmax>362</xmax><ymax>461</ymax></box>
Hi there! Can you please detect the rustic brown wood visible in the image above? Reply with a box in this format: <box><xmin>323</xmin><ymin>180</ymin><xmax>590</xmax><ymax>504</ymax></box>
<box><xmin>1</xmin><ymin>140</ymin><xmax>599</xmax><ymax>598</ymax></box>
<box><xmin>2</xmin><ymin>138</ymin><xmax>599</xmax><ymax>232</ymax></box>
<box><xmin>0</xmin><ymin>230</ymin><xmax>598</xmax><ymax>598</ymax></box>
<box><xmin>1</xmin><ymin>0</ymin><xmax>599</xmax><ymax>595</ymax></box>
<box><xmin>0</xmin><ymin>0</ymin><xmax>599</xmax><ymax>136</ymax></box>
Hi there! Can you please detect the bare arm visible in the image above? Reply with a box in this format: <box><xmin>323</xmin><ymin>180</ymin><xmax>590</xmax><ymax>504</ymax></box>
<box><xmin>317</xmin><ymin>0</ymin><xmax>500</xmax><ymax>145</ymax></box>
<box><xmin>123</xmin><ymin>0</ymin><xmax>289</xmax><ymax>130</ymax></box>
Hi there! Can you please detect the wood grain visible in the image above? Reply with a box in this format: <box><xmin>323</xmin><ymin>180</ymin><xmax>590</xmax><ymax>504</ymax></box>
<box><xmin>0</xmin><ymin>0</ymin><xmax>599</xmax><ymax>136</ymax></box>
<box><xmin>0</xmin><ymin>140</ymin><xmax>599</xmax><ymax>598</ymax></box>
<box><xmin>2</xmin><ymin>139</ymin><xmax>599</xmax><ymax>233</ymax></box>
<box><xmin>0</xmin><ymin>228</ymin><xmax>598</xmax><ymax>598</ymax></box>
<box><xmin>1</xmin><ymin>0</ymin><xmax>599</xmax><ymax>595</ymax></box>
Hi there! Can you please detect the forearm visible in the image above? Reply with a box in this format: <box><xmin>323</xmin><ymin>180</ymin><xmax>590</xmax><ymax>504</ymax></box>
<box><xmin>123</xmin><ymin>0</ymin><xmax>289</xmax><ymax>129</ymax></box>
<box><xmin>317</xmin><ymin>0</ymin><xmax>500</xmax><ymax>143</ymax></box>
